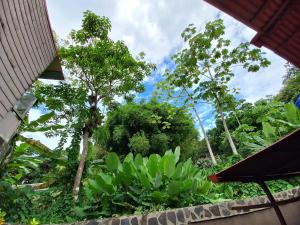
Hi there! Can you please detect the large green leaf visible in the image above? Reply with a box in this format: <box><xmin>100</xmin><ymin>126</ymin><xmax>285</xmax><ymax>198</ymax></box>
<box><xmin>262</xmin><ymin>122</ymin><xmax>277</xmax><ymax>141</ymax></box>
<box><xmin>160</xmin><ymin>154</ymin><xmax>176</xmax><ymax>178</ymax></box>
<box><xmin>167</xmin><ymin>181</ymin><xmax>182</xmax><ymax>196</ymax></box>
<box><xmin>139</xmin><ymin>167</ymin><xmax>151</xmax><ymax>189</ymax></box>
<box><xmin>174</xmin><ymin>146</ymin><xmax>180</xmax><ymax>163</ymax></box>
<box><xmin>94</xmin><ymin>173</ymin><xmax>115</xmax><ymax>194</ymax></box>
<box><xmin>147</xmin><ymin>154</ymin><xmax>160</xmax><ymax>178</ymax></box>
<box><xmin>285</xmin><ymin>103</ymin><xmax>300</xmax><ymax>125</ymax></box>
<box><xmin>106</xmin><ymin>152</ymin><xmax>121</xmax><ymax>172</ymax></box>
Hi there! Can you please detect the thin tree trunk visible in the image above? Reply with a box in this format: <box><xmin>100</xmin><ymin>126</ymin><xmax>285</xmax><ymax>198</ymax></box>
<box><xmin>72</xmin><ymin>129</ymin><xmax>90</xmax><ymax>201</ymax></box>
<box><xmin>192</xmin><ymin>105</ymin><xmax>217</xmax><ymax>165</ymax></box>
<box><xmin>233</xmin><ymin>111</ymin><xmax>241</xmax><ymax>126</ymax></box>
<box><xmin>183</xmin><ymin>87</ymin><xmax>217</xmax><ymax>165</ymax></box>
<box><xmin>205</xmin><ymin>63</ymin><xmax>238</xmax><ymax>155</ymax></box>
<box><xmin>220</xmin><ymin>111</ymin><xmax>238</xmax><ymax>155</ymax></box>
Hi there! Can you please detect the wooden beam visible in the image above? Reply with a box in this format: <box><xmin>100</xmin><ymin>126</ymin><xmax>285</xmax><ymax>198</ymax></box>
<box><xmin>258</xmin><ymin>181</ymin><xmax>287</xmax><ymax>225</ymax></box>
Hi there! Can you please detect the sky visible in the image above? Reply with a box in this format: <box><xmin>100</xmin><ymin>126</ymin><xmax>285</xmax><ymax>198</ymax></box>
<box><xmin>25</xmin><ymin>0</ymin><xmax>287</xmax><ymax>149</ymax></box>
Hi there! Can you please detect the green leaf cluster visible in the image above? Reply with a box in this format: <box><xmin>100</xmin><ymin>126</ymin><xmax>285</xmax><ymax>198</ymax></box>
<box><xmin>79</xmin><ymin>148</ymin><xmax>214</xmax><ymax>218</ymax></box>
<box><xmin>95</xmin><ymin>99</ymin><xmax>200</xmax><ymax>158</ymax></box>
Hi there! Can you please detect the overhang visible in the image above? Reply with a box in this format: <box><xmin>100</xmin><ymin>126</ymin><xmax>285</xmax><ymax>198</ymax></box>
<box><xmin>209</xmin><ymin>128</ymin><xmax>300</xmax><ymax>183</ymax></box>
<box><xmin>204</xmin><ymin>0</ymin><xmax>300</xmax><ymax>68</ymax></box>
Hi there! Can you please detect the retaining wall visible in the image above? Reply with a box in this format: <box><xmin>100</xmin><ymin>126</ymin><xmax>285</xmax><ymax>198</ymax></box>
<box><xmin>62</xmin><ymin>186</ymin><xmax>300</xmax><ymax>225</ymax></box>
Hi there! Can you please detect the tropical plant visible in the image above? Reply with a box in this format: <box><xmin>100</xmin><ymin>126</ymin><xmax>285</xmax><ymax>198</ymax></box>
<box><xmin>234</xmin><ymin>102</ymin><xmax>300</xmax><ymax>152</ymax></box>
<box><xmin>77</xmin><ymin>148</ymin><xmax>215</xmax><ymax>218</ymax></box>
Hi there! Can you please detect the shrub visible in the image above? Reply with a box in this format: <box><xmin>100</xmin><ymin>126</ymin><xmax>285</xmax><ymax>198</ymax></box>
<box><xmin>128</xmin><ymin>132</ymin><xmax>150</xmax><ymax>155</ymax></box>
<box><xmin>78</xmin><ymin>148</ymin><xmax>214</xmax><ymax>218</ymax></box>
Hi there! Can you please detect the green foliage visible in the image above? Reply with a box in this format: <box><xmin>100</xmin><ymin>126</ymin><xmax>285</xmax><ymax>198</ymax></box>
<box><xmin>171</xmin><ymin>19</ymin><xmax>270</xmax><ymax>109</ymax></box>
<box><xmin>158</xmin><ymin>18</ymin><xmax>270</xmax><ymax>157</ymax></box>
<box><xmin>78</xmin><ymin>148</ymin><xmax>216</xmax><ymax>218</ymax></box>
<box><xmin>30</xmin><ymin>218</ymin><xmax>40</xmax><ymax>225</ymax></box>
<box><xmin>276</xmin><ymin>63</ymin><xmax>300</xmax><ymax>103</ymax></box>
<box><xmin>2</xmin><ymin>13</ymin><xmax>300</xmax><ymax>225</ymax></box>
<box><xmin>0</xmin><ymin>209</ymin><xmax>6</xmax><ymax>225</ymax></box>
<box><xmin>95</xmin><ymin>99</ymin><xmax>199</xmax><ymax>158</ymax></box>
<box><xmin>0</xmin><ymin>112</ymin><xmax>66</xmax><ymax>186</ymax></box>
<box><xmin>97</xmin><ymin>99</ymin><xmax>200</xmax><ymax>158</ymax></box>
<box><xmin>0</xmin><ymin>185</ymin><xmax>76</xmax><ymax>224</ymax></box>
<box><xmin>34</xmin><ymin>11</ymin><xmax>154</xmax><ymax>197</ymax></box>
<box><xmin>128</xmin><ymin>132</ymin><xmax>151</xmax><ymax>155</ymax></box>
<box><xmin>242</xmin><ymin>102</ymin><xmax>300</xmax><ymax>151</ymax></box>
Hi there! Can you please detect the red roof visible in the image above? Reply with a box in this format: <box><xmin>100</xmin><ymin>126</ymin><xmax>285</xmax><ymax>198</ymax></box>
<box><xmin>209</xmin><ymin>128</ymin><xmax>300</xmax><ymax>183</ymax></box>
<box><xmin>204</xmin><ymin>0</ymin><xmax>300</xmax><ymax>68</ymax></box>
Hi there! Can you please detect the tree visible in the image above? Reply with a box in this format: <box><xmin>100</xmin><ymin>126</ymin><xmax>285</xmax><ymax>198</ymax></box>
<box><xmin>173</xmin><ymin>19</ymin><xmax>270</xmax><ymax>155</ymax></box>
<box><xmin>222</xmin><ymin>94</ymin><xmax>245</xmax><ymax>127</ymax></box>
<box><xmin>157</xmin><ymin>70</ymin><xmax>217</xmax><ymax>165</ymax></box>
<box><xmin>276</xmin><ymin>63</ymin><xmax>300</xmax><ymax>103</ymax></box>
<box><xmin>35</xmin><ymin>11</ymin><xmax>153</xmax><ymax>200</ymax></box>
<box><xmin>98</xmin><ymin>99</ymin><xmax>201</xmax><ymax>159</ymax></box>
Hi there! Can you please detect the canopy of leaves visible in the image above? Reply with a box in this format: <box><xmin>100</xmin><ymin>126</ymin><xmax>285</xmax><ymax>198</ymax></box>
<box><xmin>163</xmin><ymin>19</ymin><xmax>270</xmax><ymax>110</ymax></box>
<box><xmin>34</xmin><ymin>11</ymin><xmax>153</xmax><ymax>149</ymax></box>
<box><xmin>94</xmin><ymin>99</ymin><xmax>201</xmax><ymax>159</ymax></box>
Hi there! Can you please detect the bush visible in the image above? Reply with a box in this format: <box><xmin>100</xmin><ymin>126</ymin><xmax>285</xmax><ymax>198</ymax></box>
<box><xmin>99</xmin><ymin>99</ymin><xmax>201</xmax><ymax>158</ymax></box>
<box><xmin>128</xmin><ymin>132</ymin><xmax>150</xmax><ymax>155</ymax></box>
<box><xmin>150</xmin><ymin>133</ymin><xmax>169</xmax><ymax>154</ymax></box>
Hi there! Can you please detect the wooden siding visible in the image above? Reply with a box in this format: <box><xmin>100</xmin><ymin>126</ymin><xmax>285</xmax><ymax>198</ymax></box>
<box><xmin>0</xmin><ymin>0</ymin><xmax>61</xmax><ymax>120</ymax></box>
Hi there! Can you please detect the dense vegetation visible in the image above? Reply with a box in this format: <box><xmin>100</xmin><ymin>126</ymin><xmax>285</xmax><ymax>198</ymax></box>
<box><xmin>0</xmin><ymin>11</ymin><xmax>300</xmax><ymax>225</ymax></box>
<box><xmin>97</xmin><ymin>99</ymin><xmax>200</xmax><ymax>159</ymax></box>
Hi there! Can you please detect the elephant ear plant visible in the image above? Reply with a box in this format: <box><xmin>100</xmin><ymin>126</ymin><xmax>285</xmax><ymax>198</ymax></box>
<box><xmin>77</xmin><ymin>148</ymin><xmax>216</xmax><ymax>218</ymax></box>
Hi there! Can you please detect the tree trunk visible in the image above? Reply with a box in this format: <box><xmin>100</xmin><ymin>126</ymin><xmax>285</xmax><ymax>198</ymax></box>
<box><xmin>182</xmin><ymin>86</ymin><xmax>217</xmax><ymax>164</ymax></box>
<box><xmin>72</xmin><ymin>129</ymin><xmax>90</xmax><ymax>201</ymax></box>
<box><xmin>220</xmin><ymin>111</ymin><xmax>238</xmax><ymax>155</ymax></box>
<box><xmin>192</xmin><ymin>105</ymin><xmax>217</xmax><ymax>165</ymax></box>
<box><xmin>233</xmin><ymin>111</ymin><xmax>241</xmax><ymax>126</ymax></box>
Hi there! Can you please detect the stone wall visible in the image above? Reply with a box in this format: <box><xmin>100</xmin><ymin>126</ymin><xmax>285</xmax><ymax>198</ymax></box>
<box><xmin>64</xmin><ymin>186</ymin><xmax>300</xmax><ymax>225</ymax></box>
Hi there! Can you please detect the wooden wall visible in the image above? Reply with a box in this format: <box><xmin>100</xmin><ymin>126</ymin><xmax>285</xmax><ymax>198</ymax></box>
<box><xmin>0</xmin><ymin>0</ymin><xmax>60</xmax><ymax>121</ymax></box>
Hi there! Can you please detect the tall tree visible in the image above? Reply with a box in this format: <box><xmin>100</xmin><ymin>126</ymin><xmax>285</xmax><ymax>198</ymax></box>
<box><xmin>174</xmin><ymin>19</ymin><xmax>270</xmax><ymax>155</ymax></box>
<box><xmin>157</xmin><ymin>70</ymin><xmax>217</xmax><ymax>165</ymax></box>
<box><xmin>35</xmin><ymin>11</ymin><xmax>152</xmax><ymax>200</ymax></box>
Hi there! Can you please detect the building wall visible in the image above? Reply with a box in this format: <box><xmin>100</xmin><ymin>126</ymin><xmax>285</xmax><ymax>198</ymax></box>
<box><xmin>0</xmin><ymin>0</ymin><xmax>57</xmax><ymax>120</ymax></box>
<box><xmin>63</xmin><ymin>186</ymin><xmax>300</xmax><ymax>225</ymax></box>
<box><xmin>0</xmin><ymin>0</ymin><xmax>61</xmax><ymax>160</ymax></box>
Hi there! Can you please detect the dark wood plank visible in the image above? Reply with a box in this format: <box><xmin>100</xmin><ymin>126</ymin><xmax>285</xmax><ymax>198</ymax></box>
<box><xmin>0</xmin><ymin>51</ymin><xmax>22</xmax><ymax>102</ymax></box>
<box><xmin>18</xmin><ymin>0</ymin><xmax>45</xmax><ymax>74</ymax></box>
<box><xmin>8</xmin><ymin>0</ymin><xmax>40</xmax><ymax>80</ymax></box>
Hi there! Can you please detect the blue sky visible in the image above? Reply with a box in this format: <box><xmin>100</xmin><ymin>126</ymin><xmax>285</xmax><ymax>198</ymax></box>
<box><xmin>26</xmin><ymin>0</ymin><xmax>287</xmax><ymax>149</ymax></box>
